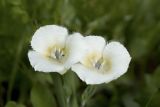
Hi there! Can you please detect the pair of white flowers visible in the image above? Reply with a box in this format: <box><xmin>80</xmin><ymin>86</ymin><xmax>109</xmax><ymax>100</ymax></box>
<box><xmin>28</xmin><ymin>25</ymin><xmax>131</xmax><ymax>84</ymax></box>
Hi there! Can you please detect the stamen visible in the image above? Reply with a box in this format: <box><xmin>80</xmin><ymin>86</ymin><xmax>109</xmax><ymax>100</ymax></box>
<box><xmin>61</xmin><ymin>51</ymin><xmax>65</xmax><ymax>57</ymax></box>
<box><xmin>48</xmin><ymin>46</ymin><xmax>65</xmax><ymax>61</ymax></box>
<box><xmin>95</xmin><ymin>61</ymin><xmax>101</xmax><ymax>69</ymax></box>
<box><xmin>58</xmin><ymin>48</ymin><xmax>61</xmax><ymax>53</ymax></box>
<box><xmin>94</xmin><ymin>58</ymin><xmax>103</xmax><ymax>70</ymax></box>
<box><xmin>53</xmin><ymin>48</ymin><xmax>65</xmax><ymax>60</ymax></box>
<box><xmin>55</xmin><ymin>50</ymin><xmax>61</xmax><ymax>60</ymax></box>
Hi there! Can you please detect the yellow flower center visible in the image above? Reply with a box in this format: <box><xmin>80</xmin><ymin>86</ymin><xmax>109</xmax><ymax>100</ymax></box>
<box><xmin>45</xmin><ymin>45</ymin><xmax>67</xmax><ymax>62</ymax></box>
<box><xmin>82</xmin><ymin>52</ymin><xmax>112</xmax><ymax>73</ymax></box>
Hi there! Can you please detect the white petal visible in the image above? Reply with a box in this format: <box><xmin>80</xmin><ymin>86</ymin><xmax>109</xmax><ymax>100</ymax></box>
<box><xmin>103</xmin><ymin>42</ymin><xmax>131</xmax><ymax>83</ymax></box>
<box><xmin>79</xmin><ymin>36</ymin><xmax>106</xmax><ymax>65</ymax></box>
<box><xmin>72</xmin><ymin>64</ymin><xmax>116</xmax><ymax>84</ymax></box>
<box><xmin>28</xmin><ymin>51</ymin><xmax>66</xmax><ymax>74</ymax></box>
<box><xmin>84</xmin><ymin>36</ymin><xmax>106</xmax><ymax>53</ymax></box>
<box><xmin>72</xmin><ymin>42</ymin><xmax>131</xmax><ymax>84</ymax></box>
<box><xmin>31</xmin><ymin>25</ymin><xmax>68</xmax><ymax>54</ymax></box>
<box><xmin>64</xmin><ymin>33</ymin><xmax>86</xmax><ymax>68</ymax></box>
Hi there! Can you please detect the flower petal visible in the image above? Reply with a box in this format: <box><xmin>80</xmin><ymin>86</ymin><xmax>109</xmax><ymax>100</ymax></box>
<box><xmin>31</xmin><ymin>25</ymin><xmax>68</xmax><ymax>54</ymax></box>
<box><xmin>103</xmin><ymin>42</ymin><xmax>131</xmax><ymax>83</ymax></box>
<box><xmin>84</xmin><ymin>36</ymin><xmax>106</xmax><ymax>53</ymax></box>
<box><xmin>28</xmin><ymin>51</ymin><xmax>66</xmax><ymax>74</ymax></box>
<box><xmin>64</xmin><ymin>33</ymin><xmax>86</xmax><ymax>68</ymax></box>
<box><xmin>72</xmin><ymin>64</ymin><xmax>115</xmax><ymax>84</ymax></box>
<box><xmin>80</xmin><ymin>36</ymin><xmax>106</xmax><ymax>65</ymax></box>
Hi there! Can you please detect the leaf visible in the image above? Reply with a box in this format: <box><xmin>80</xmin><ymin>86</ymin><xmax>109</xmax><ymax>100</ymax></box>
<box><xmin>122</xmin><ymin>94</ymin><xmax>140</xmax><ymax>107</ymax></box>
<box><xmin>31</xmin><ymin>83</ymin><xmax>57</xmax><ymax>107</ymax></box>
<box><xmin>152</xmin><ymin>66</ymin><xmax>160</xmax><ymax>88</ymax></box>
<box><xmin>5</xmin><ymin>101</ymin><xmax>17</xmax><ymax>107</ymax></box>
<box><xmin>5</xmin><ymin>101</ymin><xmax>25</xmax><ymax>107</ymax></box>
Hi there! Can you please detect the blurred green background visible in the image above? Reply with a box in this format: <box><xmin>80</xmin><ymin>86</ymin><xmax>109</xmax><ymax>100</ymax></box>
<box><xmin>0</xmin><ymin>0</ymin><xmax>160</xmax><ymax>107</ymax></box>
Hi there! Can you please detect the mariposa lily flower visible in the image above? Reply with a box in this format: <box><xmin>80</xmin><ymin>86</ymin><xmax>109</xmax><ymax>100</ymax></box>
<box><xmin>28</xmin><ymin>25</ymin><xmax>85</xmax><ymax>74</ymax></box>
<box><xmin>72</xmin><ymin>36</ymin><xmax>131</xmax><ymax>84</ymax></box>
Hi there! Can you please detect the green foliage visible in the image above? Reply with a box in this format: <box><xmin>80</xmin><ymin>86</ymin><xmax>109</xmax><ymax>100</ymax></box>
<box><xmin>31</xmin><ymin>82</ymin><xmax>57</xmax><ymax>107</ymax></box>
<box><xmin>0</xmin><ymin>0</ymin><xmax>160</xmax><ymax>107</ymax></box>
<box><xmin>5</xmin><ymin>101</ymin><xmax>25</xmax><ymax>107</ymax></box>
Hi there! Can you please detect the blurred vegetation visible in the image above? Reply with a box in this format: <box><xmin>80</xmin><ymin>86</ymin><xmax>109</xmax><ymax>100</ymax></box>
<box><xmin>0</xmin><ymin>0</ymin><xmax>160</xmax><ymax>107</ymax></box>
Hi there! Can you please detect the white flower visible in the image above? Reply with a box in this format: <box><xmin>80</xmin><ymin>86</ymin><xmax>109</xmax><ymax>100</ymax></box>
<box><xmin>28</xmin><ymin>25</ymin><xmax>85</xmax><ymax>74</ymax></box>
<box><xmin>72</xmin><ymin>36</ymin><xmax>131</xmax><ymax>84</ymax></box>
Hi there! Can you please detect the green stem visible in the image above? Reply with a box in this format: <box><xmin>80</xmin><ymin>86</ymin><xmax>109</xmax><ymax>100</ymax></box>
<box><xmin>81</xmin><ymin>85</ymin><xmax>97</xmax><ymax>107</ymax></box>
<box><xmin>52</xmin><ymin>73</ymin><xmax>67</xmax><ymax>107</ymax></box>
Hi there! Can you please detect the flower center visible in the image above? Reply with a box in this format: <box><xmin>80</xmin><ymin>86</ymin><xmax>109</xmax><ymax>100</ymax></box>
<box><xmin>82</xmin><ymin>53</ymin><xmax>104</xmax><ymax>70</ymax></box>
<box><xmin>81</xmin><ymin>52</ymin><xmax>112</xmax><ymax>74</ymax></box>
<box><xmin>93</xmin><ymin>58</ymin><xmax>104</xmax><ymax>70</ymax></box>
<box><xmin>82</xmin><ymin>52</ymin><xmax>112</xmax><ymax>73</ymax></box>
<box><xmin>93</xmin><ymin>57</ymin><xmax>112</xmax><ymax>73</ymax></box>
<box><xmin>51</xmin><ymin>47</ymin><xmax>65</xmax><ymax>61</ymax></box>
<box><xmin>53</xmin><ymin>48</ymin><xmax>65</xmax><ymax>60</ymax></box>
<box><xmin>46</xmin><ymin>46</ymin><xmax>66</xmax><ymax>62</ymax></box>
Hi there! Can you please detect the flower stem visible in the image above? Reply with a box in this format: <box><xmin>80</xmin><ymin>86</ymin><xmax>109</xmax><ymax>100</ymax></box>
<box><xmin>52</xmin><ymin>73</ymin><xmax>67</xmax><ymax>107</ymax></box>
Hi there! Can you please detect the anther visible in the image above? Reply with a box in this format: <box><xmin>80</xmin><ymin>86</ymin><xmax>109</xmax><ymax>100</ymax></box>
<box><xmin>94</xmin><ymin>58</ymin><xmax>103</xmax><ymax>70</ymax></box>
<box><xmin>55</xmin><ymin>50</ymin><xmax>60</xmax><ymax>60</ymax></box>
<box><xmin>95</xmin><ymin>61</ymin><xmax>102</xmax><ymax>69</ymax></box>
